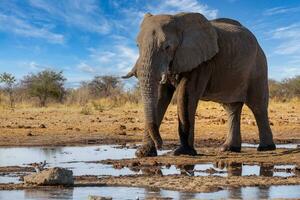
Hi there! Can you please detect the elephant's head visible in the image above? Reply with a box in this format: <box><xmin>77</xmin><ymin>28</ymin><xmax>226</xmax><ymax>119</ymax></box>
<box><xmin>123</xmin><ymin>13</ymin><xmax>219</xmax><ymax>149</ymax></box>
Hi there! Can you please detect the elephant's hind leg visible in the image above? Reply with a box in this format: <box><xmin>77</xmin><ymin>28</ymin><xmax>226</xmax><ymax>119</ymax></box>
<box><xmin>135</xmin><ymin>84</ymin><xmax>175</xmax><ymax>158</ymax></box>
<box><xmin>246</xmin><ymin>104</ymin><xmax>276</xmax><ymax>151</ymax></box>
<box><xmin>220</xmin><ymin>102</ymin><xmax>243</xmax><ymax>152</ymax></box>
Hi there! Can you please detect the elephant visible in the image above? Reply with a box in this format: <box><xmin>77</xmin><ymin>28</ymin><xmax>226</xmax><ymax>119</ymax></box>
<box><xmin>122</xmin><ymin>12</ymin><xmax>276</xmax><ymax>157</ymax></box>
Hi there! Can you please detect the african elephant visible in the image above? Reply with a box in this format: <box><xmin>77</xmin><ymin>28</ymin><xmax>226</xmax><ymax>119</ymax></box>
<box><xmin>123</xmin><ymin>12</ymin><xmax>276</xmax><ymax>157</ymax></box>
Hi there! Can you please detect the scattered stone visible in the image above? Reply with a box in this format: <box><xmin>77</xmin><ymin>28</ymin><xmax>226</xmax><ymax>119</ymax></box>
<box><xmin>220</xmin><ymin>118</ymin><xmax>226</xmax><ymax>124</ymax></box>
<box><xmin>129</xmin><ymin>161</ymin><xmax>140</xmax><ymax>167</ymax></box>
<box><xmin>88</xmin><ymin>195</ymin><xmax>112</xmax><ymax>200</ymax></box>
<box><xmin>75</xmin><ymin>128</ymin><xmax>81</xmax><ymax>131</ymax></box>
<box><xmin>66</xmin><ymin>127</ymin><xmax>73</xmax><ymax>130</ymax></box>
<box><xmin>165</xmin><ymin>163</ymin><xmax>171</xmax><ymax>168</ymax></box>
<box><xmin>132</xmin><ymin>127</ymin><xmax>142</xmax><ymax>131</ymax></box>
<box><xmin>150</xmin><ymin>161</ymin><xmax>160</xmax><ymax>166</ymax></box>
<box><xmin>24</xmin><ymin>167</ymin><xmax>73</xmax><ymax>186</ymax></box>
<box><xmin>113</xmin><ymin>163</ymin><xmax>124</xmax><ymax>169</ymax></box>
<box><xmin>39</xmin><ymin>124</ymin><xmax>47</xmax><ymax>128</ymax></box>
<box><xmin>27</xmin><ymin>132</ymin><xmax>33</xmax><ymax>136</ymax></box>
<box><xmin>118</xmin><ymin>131</ymin><xmax>126</xmax><ymax>136</ymax></box>
<box><xmin>119</xmin><ymin>125</ymin><xmax>126</xmax><ymax>130</ymax></box>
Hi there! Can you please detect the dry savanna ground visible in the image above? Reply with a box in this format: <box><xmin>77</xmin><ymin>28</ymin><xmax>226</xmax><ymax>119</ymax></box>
<box><xmin>0</xmin><ymin>99</ymin><xmax>299</xmax><ymax>147</ymax></box>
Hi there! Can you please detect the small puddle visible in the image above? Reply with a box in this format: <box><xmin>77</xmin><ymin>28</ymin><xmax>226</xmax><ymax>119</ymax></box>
<box><xmin>0</xmin><ymin>185</ymin><xmax>300</xmax><ymax>200</ymax></box>
<box><xmin>242</xmin><ymin>143</ymin><xmax>300</xmax><ymax>149</ymax></box>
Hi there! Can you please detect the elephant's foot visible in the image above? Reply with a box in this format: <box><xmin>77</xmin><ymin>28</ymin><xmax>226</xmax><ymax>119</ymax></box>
<box><xmin>220</xmin><ymin>143</ymin><xmax>241</xmax><ymax>152</ymax></box>
<box><xmin>257</xmin><ymin>143</ymin><xmax>276</xmax><ymax>151</ymax></box>
<box><xmin>173</xmin><ymin>145</ymin><xmax>197</xmax><ymax>156</ymax></box>
<box><xmin>135</xmin><ymin>144</ymin><xmax>157</xmax><ymax>158</ymax></box>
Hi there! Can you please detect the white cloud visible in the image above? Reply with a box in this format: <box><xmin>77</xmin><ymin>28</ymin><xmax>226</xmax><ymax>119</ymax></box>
<box><xmin>263</xmin><ymin>6</ymin><xmax>300</xmax><ymax>16</ymax></box>
<box><xmin>270</xmin><ymin>65</ymin><xmax>300</xmax><ymax>80</ymax></box>
<box><xmin>79</xmin><ymin>44</ymin><xmax>139</xmax><ymax>76</ymax></box>
<box><xmin>77</xmin><ymin>62</ymin><xmax>96</xmax><ymax>73</ymax></box>
<box><xmin>28</xmin><ymin>0</ymin><xmax>111</xmax><ymax>34</ymax></box>
<box><xmin>0</xmin><ymin>14</ymin><xmax>64</xmax><ymax>44</ymax></box>
<box><xmin>148</xmin><ymin>0</ymin><xmax>218</xmax><ymax>19</ymax></box>
<box><xmin>270</xmin><ymin>23</ymin><xmax>300</xmax><ymax>55</ymax></box>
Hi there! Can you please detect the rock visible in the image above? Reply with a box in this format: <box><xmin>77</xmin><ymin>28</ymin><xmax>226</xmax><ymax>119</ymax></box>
<box><xmin>24</xmin><ymin>167</ymin><xmax>73</xmax><ymax>186</ymax></box>
<box><xmin>119</xmin><ymin>125</ymin><xmax>126</xmax><ymax>130</ymax></box>
<box><xmin>88</xmin><ymin>195</ymin><xmax>112</xmax><ymax>200</ymax></box>
<box><xmin>39</xmin><ymin>124</ymin><xmax>47</xmax><ymax>128</ymax></box>
<box><xmin>27</xmin><ymin>131</ymin><xmax>33</xmax><ymax>136</ymax></box>
<box><xmin>118</xmin><ymin>131</ymin><xmax>126</xmax><ymax>136</ymax></box>
<box><xmin>220</xmin><ymin>118</ymin><xmax>226</xmax><ymax>124</ymax></box>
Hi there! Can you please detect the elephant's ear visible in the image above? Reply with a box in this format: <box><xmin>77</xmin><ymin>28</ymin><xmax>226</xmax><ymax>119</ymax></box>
<box><xmin>173</xmin><ymin>13</ymin><xmax>219</xmax><ymax>73</ymax></box>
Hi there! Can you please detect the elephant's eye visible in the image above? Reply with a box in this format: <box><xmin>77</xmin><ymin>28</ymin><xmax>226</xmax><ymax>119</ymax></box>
<box><xmin>165</xmin><ymin>45</ymin><xmax>170</xmax><ymax>50</ymax></box>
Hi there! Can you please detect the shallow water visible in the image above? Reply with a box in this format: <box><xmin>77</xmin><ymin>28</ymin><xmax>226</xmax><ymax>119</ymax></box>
<box><xmin>0</xmin><ymin>185</ymin><xmax>300</xmax><ymax>200</ymax></box>
<box><xmin>133</xmin><ymin>163</ymin><xmax>297</xmax><ymax>177</ymax></box>
<box><xmin>0</xmin><ymin>145</ymin><xmax>298</xmax><ymax>184</ymax></box>
<box><xmin>0</xmin><ymin>145</ymin><xmax>299</xmax><ymax>199</ymax></box>
<box><xmin>0</xmin><ymin>145</ymin><xmax>169</xmax><ymax>183</ymax></box>
<box><xmin>242</xmin><ymin>143</ymin><xmax>300</xmax><ymax>149</ymax></box>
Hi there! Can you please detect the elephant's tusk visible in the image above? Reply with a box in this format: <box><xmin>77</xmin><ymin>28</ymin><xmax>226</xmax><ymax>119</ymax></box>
<box><xmin>121</xmin><ymin>70</ymin><xmax>136</xmax><ymax>79</ymax></box>
<box><xmin>160</xmin><ymin>73</ymin><xmax>167</xmax><ymax>84</ymax></box>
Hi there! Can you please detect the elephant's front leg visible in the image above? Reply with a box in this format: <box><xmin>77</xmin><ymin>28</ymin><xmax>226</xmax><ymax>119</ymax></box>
<box><xmin>174</xmin><ymin>78</ymin><xmax>199</xmax><ymax>156</ymax></box>
<box><xmin>135</xmin><ymin>84</ymin><xmax>175</xmax><ymax>158</ymax></box>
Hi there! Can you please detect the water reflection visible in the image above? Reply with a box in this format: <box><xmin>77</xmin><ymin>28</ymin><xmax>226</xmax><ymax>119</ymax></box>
<box><xmin>24</xmin><ymin>188</ymin><xmax>74</xmax><ymax>200</ymax></box>
<box><xmin>0</xmin><ymin>185</ymin><xmax>300</xmax><ymax>200</ymax></box>
<box><xmin>132</xmin><ymin>162</ymin><xmax>296</xmax><ymax>177</ymax></box>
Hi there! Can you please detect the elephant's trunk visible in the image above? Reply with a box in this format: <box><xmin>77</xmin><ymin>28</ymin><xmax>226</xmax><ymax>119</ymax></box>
<box><xmin>139</xmin><ymin>55</ymin><xmax>163</xmax><ymax>149</ymax></box>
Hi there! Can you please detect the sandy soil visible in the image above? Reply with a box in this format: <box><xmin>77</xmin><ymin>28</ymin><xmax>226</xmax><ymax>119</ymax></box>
<box><xmin>0</xmin><ymin>101</ymin><xmax>299</xmax><ymax>147</ymax></box>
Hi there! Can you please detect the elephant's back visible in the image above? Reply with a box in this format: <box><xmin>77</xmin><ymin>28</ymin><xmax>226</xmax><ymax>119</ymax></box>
<box><xmin>211</xmin><ymin>18</ymin><xmax>242</xmax><ymax>27</ymax></box>
<box><xmin>201</xmin><ymin>20</ymin><xmax>259</xmax><ymax>103</ymax></box>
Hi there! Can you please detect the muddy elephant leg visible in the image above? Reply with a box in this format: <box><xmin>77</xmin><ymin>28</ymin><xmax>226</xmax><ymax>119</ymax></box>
<box><xmin>135</xmin><ymin>84</ymin><xmax>175</xmax><ymax>158</ymax></box>
<box><xmin>220</xmin><ymin>102</ymin><xmax>243</xmax><ymax>152</ymax></box>
<box><xmin>173</xmin><ymin>78</ymin><xmax>198</xmax><ymax>156</ymax></box>
<box><xmin>248</xmin><ymin>106</ymin><xmax>276</xmax><ymax>151</ymax></box>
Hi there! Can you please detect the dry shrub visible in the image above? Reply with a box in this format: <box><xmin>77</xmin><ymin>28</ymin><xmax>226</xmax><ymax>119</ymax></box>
<box><xmin>80</xmin><ymin>104</ymin><xmax>93</xmax><ymax>115</ymax></box>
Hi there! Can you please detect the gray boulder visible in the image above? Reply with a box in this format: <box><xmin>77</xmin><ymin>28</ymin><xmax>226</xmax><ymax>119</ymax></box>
<box><xmin>24</xmin><ymin>167</ymin><xmax>73</xmax><ymax>186</ymax></box>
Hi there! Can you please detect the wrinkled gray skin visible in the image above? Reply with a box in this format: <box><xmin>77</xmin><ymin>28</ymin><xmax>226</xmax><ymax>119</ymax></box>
<box><xmin>123</xmin><ymin>13</ymin><xmax>276</xmax><ymax>157</ymax></box>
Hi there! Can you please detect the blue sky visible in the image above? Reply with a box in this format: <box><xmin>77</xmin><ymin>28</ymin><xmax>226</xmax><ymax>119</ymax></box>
<box><xmin>0</xmin><ymin>0</ymin><xmax>299</xmax><ymax>87</ymax></box>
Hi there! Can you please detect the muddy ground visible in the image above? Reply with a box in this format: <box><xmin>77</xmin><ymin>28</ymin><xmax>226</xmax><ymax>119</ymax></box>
<box><xmin>0</xmin><ymin>101</ymin><xmax>299</xmax><ymax>193</ymax></box>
